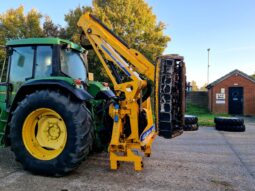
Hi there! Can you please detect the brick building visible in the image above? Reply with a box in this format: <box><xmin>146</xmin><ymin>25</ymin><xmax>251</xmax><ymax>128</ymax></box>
<box><xmin>207</xmin><ymin>69</ymin><xmax>255</xmax><ymax>115</ymax></box>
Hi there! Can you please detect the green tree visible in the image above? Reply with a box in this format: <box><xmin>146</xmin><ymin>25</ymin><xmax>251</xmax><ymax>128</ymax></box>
<box><xmin>251</xmin><ymin>73</ymin><xmax>255</xmax><ymax>79</ymax></box>
<box><xmin>43</xmin><ymin>16</ymin><xmax>68</xmax><ymax>38</ymax></box>
<box><xmin>93</xmin><ymin>0</ymin><xmax>170</xmax><ymax>62</ymax></box>
<box><xmin>191</xmin><ymin>80</ymin><xmax>199</xmax><ymax>91</ymax></box>
<box><xmin>43</xmin><ymin>16</ymin><xmax>60</xmax><ymax>37</ymax></box>
<box><xmin>199</xmin><ymin>83</ymin><xmax>208</xmax><ymax>91</ymax></box>
<box><xmin>25</xmin><ymin>8</ymin><xmax>43</xmax><ymax>38</ymax></box>
<box><xmin>0</xmin><ymin>6</ymin><xmax>43</xmax><ymax>69</ymax></box>
<box><xmin>0</xmin><ymin>6</ymin><xmax>43</xmax><ymax>41</ymax></box>
<box><xmin>64</xmin><ymin>6</ymin><xmax>92</xmax><ymax>42</ymax></box>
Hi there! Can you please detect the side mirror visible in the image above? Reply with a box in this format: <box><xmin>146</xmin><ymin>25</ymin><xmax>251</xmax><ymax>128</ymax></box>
<box><xmin>11</xmin><ymin>48</ymin><xmax>25</xmax><ymax>67</ymax></box>
<box><xmin>17</xmin><ymin>55</ymin><xmax>25</xmax><ymax>67</ymax></box>
<box><xmin>61</xmin><ymin>43</ymin><xmax>71</xmax><ymax>51</ymax></box>
<box><xmin>7</xmin><ymin>47</ymin><xmax>13</xmax><ymax>56</ymax></box>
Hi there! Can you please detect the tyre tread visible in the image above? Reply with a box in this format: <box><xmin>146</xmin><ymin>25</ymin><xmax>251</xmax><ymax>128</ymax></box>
<box><xmin>10</xmin><ymin>90</ymin><xmax>94</xmax><ymax>176</ymax></box>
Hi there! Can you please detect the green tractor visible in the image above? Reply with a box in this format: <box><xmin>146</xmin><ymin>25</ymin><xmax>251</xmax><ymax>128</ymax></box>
<box><xmin>0</xmin><ymin>38</ymin><xmax>113</xmax><ymax>176</ymax></box>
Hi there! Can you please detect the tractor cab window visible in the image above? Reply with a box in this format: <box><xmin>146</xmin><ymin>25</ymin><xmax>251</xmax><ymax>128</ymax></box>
<box><xmin>35</xmin><ymin>46</ymin><xmax>53</xmax><ymax>78</ymax></box>
<box><xmin>9</xmin><ymin>46</ymin><xmax>33</xmax><ymax>84</ymax></box>
<box><xmin>60</xmin><ymin>48</ymin><xmax>87</xmax><ymax>82</ymax></box>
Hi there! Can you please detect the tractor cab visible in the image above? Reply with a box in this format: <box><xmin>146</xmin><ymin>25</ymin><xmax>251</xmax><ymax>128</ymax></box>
<box><xmin>4</xmin><ymin>38</ymin><xmax>87</xmax><ymax>83</ymax></box>
<box><xmin>0</xmin><ymin>38</ymin><xmax>88</xmax><ymax>105</ymax></box>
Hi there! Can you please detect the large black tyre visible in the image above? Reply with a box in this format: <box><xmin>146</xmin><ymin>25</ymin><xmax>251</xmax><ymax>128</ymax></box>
<box><xmin>183</xmin><ymin>115</ymin><xmax>199</xmax><ymax>131</ymax></box>
<box><xmin>183</xmin><ymin>124</ymin><xmax>199</xmax><ymax>131</ymax></box>
<box><xmin>93</xmin><ymin>114</ymin><xmax>113</xmax><ymax>153</ymax></box>
<box><xmin>184</xmin><ymin>115</ymin><xmax>198</xmax><ymax>125</ymax></box>
<box><xmin>10</xmin><ymin>90</ymin><xmax>94</xmax><ymax>176</ymax></box>
<box><xmin>215</xmin><ymin>124</ymin><xmax>245</xmax><ymax>132</ymax></box>
<box><xmin>214</xmin><ymin>117</ymin><xmax>244</xmax><ymax>126</ymax></box>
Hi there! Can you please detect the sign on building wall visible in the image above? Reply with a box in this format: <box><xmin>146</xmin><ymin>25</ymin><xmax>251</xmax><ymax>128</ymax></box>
<box><xmin>216</xmin><ymin>93</ymin><xmax>225</xmax><ymax>104</ymax></box>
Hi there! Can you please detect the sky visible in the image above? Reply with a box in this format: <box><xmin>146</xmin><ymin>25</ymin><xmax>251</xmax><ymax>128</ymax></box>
<box><xmin>0</xmin><ymin>0</ymin><xmax>255</xmax><ymax>87</ymax></box>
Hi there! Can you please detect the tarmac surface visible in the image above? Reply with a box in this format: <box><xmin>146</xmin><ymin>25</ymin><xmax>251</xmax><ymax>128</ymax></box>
<box><xmin>0</xmin><ymin>117</ymin><xmax>255</xmax><ymax>191</ymax></box>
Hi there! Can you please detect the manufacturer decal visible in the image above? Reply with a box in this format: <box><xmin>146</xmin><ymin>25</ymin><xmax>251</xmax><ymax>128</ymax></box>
<box><xmin>140</xmin><ymin>125</ymin><xmax>155</xmax><ymax>141</ymax></box>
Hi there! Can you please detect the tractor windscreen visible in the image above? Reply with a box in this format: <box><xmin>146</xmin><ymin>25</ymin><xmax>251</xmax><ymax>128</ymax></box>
<box><xmin>60</xmin><ymin>48</ymin><xmax>87</xmax><ymax>82</ymax></box>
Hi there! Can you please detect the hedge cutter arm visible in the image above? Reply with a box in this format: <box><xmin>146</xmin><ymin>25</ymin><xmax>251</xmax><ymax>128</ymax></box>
<box><xmin>77</xmin><ymin>13</ymin><xmax>186</xmax><ymax>171</ymax></box>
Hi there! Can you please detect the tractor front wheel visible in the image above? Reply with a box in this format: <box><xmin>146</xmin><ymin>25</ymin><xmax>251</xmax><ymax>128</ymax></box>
<box><xmin>10</xmin><ymin>90</ymin><xmax>93</xmax><ymax>176</ymax></box>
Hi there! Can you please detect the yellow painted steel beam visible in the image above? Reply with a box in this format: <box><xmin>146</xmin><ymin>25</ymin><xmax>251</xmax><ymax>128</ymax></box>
<box><xmin>78</xmin><ymin>13</ymin><xmax>155</xmax><ymax>82</ymax></box>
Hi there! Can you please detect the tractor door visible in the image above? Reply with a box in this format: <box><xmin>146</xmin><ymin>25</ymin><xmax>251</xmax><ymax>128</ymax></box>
<box><xmin>7</xmin><ymin>46</ymin><xmax>34</xmax><ymax>105</ymax></box>
<box><xmin>0</xmin><ymin>46</ymin><xmax>34</xmax><ymax>144</ymax></box>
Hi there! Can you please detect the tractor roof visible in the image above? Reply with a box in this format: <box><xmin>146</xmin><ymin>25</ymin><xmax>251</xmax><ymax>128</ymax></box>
<box><xmin>6</xmin><ymin>38</ymin><xmax>84</xmax><ymax>52</ymax></box>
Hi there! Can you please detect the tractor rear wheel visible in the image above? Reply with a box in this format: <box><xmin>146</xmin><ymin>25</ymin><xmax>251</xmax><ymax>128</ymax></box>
<box><xmin>10</xmin><ymin>90</ymin><xmax>93</xmax><ymax>176</ymax></box>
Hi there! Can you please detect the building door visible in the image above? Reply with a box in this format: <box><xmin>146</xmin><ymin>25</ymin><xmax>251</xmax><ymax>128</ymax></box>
<box><xmin>228</xmin><ymin>87</ymin><xmax>243</xmax><ymax>115</ymax></box>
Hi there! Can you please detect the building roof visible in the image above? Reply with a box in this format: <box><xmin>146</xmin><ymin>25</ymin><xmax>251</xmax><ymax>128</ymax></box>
<box><xmin>206</xmin><ymin>69</ymin><xmax>255</xmax><ymax>89</ymax></box>
<box><xmin>6</xmin><ymin>38</ymin><xmax>84</xmax><ymax>52</ymax></box>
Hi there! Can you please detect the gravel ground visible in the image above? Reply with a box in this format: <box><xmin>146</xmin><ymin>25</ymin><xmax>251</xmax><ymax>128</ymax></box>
<box><xmin>0</xmin><ymin>117</ymin><xmax>255</xmax><ymax>191</ymax></box>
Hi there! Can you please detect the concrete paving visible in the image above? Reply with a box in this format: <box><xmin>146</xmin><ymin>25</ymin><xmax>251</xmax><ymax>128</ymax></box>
<box><xmin>0</xmin><ymin>117</ymin><xmax>255</xmax><ymax>191</ymax></box>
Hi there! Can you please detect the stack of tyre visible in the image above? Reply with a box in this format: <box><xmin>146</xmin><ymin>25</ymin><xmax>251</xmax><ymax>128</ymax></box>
<box><xmin>214</xmin><ymin>117</ymin><xmax>245</xmax><ymax>132</ymax></box>
<box><xmin>184</xmin><ymin>115</ymin><xmax>199</xmax><ymax>131</ymax></box>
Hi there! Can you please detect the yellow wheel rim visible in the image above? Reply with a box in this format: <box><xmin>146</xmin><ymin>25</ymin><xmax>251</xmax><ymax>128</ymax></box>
<box><xmin>22</xmin><ymin>108</ymin><xmax>67</xmax><ymax>160</ymax></box>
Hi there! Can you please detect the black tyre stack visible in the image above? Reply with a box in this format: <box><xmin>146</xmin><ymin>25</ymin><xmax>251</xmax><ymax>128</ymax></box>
<box><xmin>214</xmin><ymin>117</ymin><xmax>245</xmax><ymax>132</ymax></box>
<box><xmin>184</xmin><ymin>115</ymin><xmax>199</xmax><ymax>131</ymax></box>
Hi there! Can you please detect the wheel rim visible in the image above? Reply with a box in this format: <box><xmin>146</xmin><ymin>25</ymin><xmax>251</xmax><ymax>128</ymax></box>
<box><xmin>22</xmin><ymin>108</ymin><xmax>67</xmax><ymax>160</ymax></box>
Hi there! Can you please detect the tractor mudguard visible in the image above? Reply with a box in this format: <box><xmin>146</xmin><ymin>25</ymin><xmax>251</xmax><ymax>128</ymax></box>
<box><xmin>95</xmin><ymin>89</ymin><xmax>116</xmax><ymax>100</ymax></box>
<box><xmin>87</xmin><ymin>81</ymin><xmax>116</xmax><ymax>100</ymax></box>
<box><xmin>11</xmin><ymin>79</ymin><xmax>93</xmax><ymax>112</ymax></box>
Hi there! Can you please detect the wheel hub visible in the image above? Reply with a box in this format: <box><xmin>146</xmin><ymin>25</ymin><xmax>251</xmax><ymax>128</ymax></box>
<box><xmin>47</xmin><ymin>122</ymin><xmax>61</xmax><ymax>140</ymax></box>
<box><xmin>22</xmin><ymin>108</ymin><xmax>67</xmax><ymax>160</ymax></box>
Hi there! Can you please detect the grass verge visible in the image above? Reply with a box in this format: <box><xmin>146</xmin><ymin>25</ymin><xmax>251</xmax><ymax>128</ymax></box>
<box><xmin>186</xmin><ymin>103</ymin><xmax>230</xmax><ymax>126</ymax></box>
